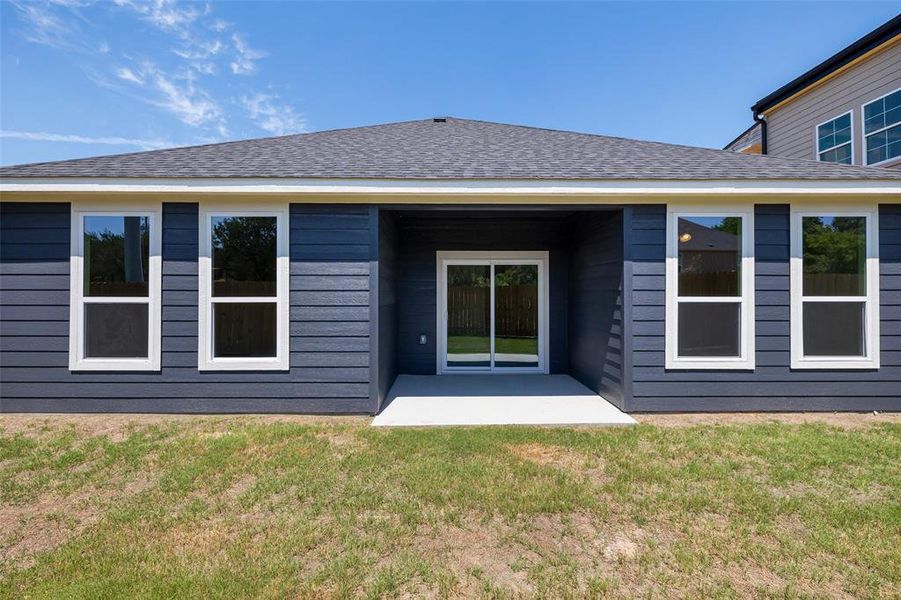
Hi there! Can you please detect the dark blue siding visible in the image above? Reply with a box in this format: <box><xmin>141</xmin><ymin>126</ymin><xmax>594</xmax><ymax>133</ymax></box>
<box><xmin>394</xmin><ymin>212</ymin><xmax>570</xmax><ymax>375</ymax></box>
<box><xmin>376</xmin><ymin>209</ymin><xmax>399</xmax><ymax>409</ymax></box>
<box><xmin>627</xmin><ymin>203</ymin><xmax>901</xmax><ymax>412</ymax></box>
<box><xmin>1</xmin><ymin>202</ymin><xmax>373</xmax><ymax>413</ymax></box>
<box><xmin>568</xmin><ymin>211</ymin><xmax>625</xmax><ymax>408</ymax></box>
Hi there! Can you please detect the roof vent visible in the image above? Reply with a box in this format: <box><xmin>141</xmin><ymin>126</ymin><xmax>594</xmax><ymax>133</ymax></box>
<box><xmin>432</xmin><ymin>117</ymin><xmax>447</xmax><ymax>123</ymax></box>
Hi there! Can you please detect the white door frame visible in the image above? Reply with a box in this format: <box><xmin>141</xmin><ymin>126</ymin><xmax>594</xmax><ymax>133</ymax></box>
<box><xmin>436</xmin><ymin>250</ymin><xmax>550</xmax><ymax>375</ymax></box>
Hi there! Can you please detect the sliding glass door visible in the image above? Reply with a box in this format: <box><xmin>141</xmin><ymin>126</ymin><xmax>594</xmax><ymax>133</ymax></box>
<box><xmin>439</xmin><ymin>252</ymin><xmax>547</xmax><ymax>373</ymax></box>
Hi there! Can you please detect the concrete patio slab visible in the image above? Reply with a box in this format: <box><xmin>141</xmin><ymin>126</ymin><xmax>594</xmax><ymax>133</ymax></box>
<box><xmin>372</xmin><ymin>374</ymin><xmax>636</xmax><ymax>427</ymax></box>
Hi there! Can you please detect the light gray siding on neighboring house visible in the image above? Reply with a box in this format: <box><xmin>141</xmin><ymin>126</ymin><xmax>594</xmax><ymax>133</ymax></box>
<box><xmin>0</xmin><ymin>202</ymin><xmax>374</xmax><ymax>413</ymax></box>
<box><xmin>626</xmin><ymin>204</ymin><xmax>901</xmax><ymax>412</ymax></box>
<box><xmin>766</xmin><ymin>40</ymin><xmax>901</xmax><ymax>167</ymax></box>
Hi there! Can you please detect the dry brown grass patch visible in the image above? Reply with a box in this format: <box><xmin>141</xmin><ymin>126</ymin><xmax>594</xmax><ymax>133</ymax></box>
<box><xmin>637</xmin><ymin>412</ymin><xmax>900</xmax><ymax>429</ymax></box>
<box><xmin>0</xmin><ymin>474</ymin><xmax>153</xmax><ymax>571</ymax></box>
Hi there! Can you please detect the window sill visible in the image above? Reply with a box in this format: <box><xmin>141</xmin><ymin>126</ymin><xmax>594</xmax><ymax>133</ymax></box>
<box><xmin>70</xmin><ymin>359</ymin><xmax>160</xmax><ymax>372</ymax></box>
<box><xmin>198</xmin><ymin>358</ymin><xmax>289</xmax><ymax>372</ymax></box>
<box><xmin>665</xmin><ymin>358</ymin><xmax>755</xmax><ymax>371</ymax></box>
<box><xmin>791</xmin><ymin>357</ymin><xmax>879</xmax><ymax>370</ymax></box>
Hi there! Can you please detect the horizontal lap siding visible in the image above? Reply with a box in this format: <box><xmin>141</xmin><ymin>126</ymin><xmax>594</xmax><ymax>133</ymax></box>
<box><xmin>0</xmin><ymin>202</ymin><xmax>373</xmax><ymax>413</ymax></box>
<box><xmin>377</xmin><ymin>210</ymin><xmax>399</xmax><ymax>409</ymax></box>
<box><xmin>628</xmin><ymin>203</ymin><xmax>901</xmax><ymax>412</ymax></box>
<box><xmin>396</xmin><ymin>214</ymin><xmax>570</xmax><ymax>375</ymax></box>
<box><xmin>767</xmin><ymin>42</ymin><xmax>901</xmax><ymax>166</ymax></box>
<box><xmin>0</xmin><ymin>203</ymin><xmax>72</xmax><ymax>412</ymax></box>
<box><xmin>568</xmin><ymin>211</ymin><xmax>625</xmax><ymax>408</ymax></box>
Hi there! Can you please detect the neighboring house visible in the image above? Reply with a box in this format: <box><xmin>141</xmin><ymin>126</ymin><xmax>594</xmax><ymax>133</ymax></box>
<box><xmin>1</xmin><ymin>117</ymin><xmax>900</xmax><ymax>414</ymax></box>
<box><xmin>725</xmin><ymin>14</ymin><xmax>900</xmax><ymax>168</ymax></box>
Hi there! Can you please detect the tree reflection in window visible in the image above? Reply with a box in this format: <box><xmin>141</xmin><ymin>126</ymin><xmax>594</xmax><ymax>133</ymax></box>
<box><xmin>84</xmin><ymin>216</ymin><xmax>149</xmax><ymax>297</ymax></box>
<box><xmin>802</xmin><ymin>216</ymin><xmax>866</xmax><ymax>296</ymax></box>
<box><xmin>211</xmin><ymin>216</ymin><xmax>277</xmax><ymax>297</ymax></box>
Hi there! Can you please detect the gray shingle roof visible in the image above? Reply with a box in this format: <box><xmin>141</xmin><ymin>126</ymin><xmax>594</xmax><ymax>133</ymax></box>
<box><xmin>2</xmin><ymin>117</ymin><xmax>900</xmax><ymax>180</ymax></box>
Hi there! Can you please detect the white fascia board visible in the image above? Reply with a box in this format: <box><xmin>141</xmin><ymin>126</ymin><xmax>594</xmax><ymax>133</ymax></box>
<box><xmin>2</xmin><ymin>177</ymin><xmax>901</xmax><ymax>197</ymax></box>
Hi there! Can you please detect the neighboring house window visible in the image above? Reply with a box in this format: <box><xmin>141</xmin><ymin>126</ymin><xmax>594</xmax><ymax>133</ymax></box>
<box><xmin>69</xmin><ymin>206</ymin><xmax>162</xmax><ymax>371</ymax></box>
<box><xmin>665</xmin><ymin>206</ymin><xmax>755</xmax><ymax>370</ymax></box>
<box><xmin>815</xmin><ymin>111</ymin><xmax>853</xmax><ymax>164</ymax></box>
<box><xmin>198</xmin><ymin>204</ymin><xmax>289</xmax><ymax>370</ymax></box>
<box><xmin>863</xmin><ymin>88</ymin><xmax>901</xmax><ymax>166</ymax></box>
<box><xmin>790</xmin><ymin>207</ymin><xmax>879</xmax><ymax>369</ymax></box>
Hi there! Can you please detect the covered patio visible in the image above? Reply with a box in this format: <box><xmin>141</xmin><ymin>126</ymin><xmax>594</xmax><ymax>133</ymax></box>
<box><xmin>372</xmin><ymin>374</ymin><xmax>636</xmax><ymax>426</ymax></box>
<box><xmin>375</xmin><ymin>207</ymin><xmax>630</xmax><ymax>418</ymax></box>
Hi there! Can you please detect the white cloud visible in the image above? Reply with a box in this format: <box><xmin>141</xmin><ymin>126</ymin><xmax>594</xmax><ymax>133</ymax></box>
<box><xmin>151</xmin><ymin>71</ymin><xmax>221</xmax><ymax>128</ymax></box>
<box><xmin>230</xmin><ymin>33</ymin><xmax>265</xmax><ymax>75</ymax></box>
<box><xmin>113</xmin><ymin>0</ymin><xmax>202</xmax><ymax>36</ymax></box>
<box><xmin>115</xmin><ymin>66</ymin><xmax>144</xmax><ymax>84</ymax></box>
<box><xmin>8</xmin><ymin>0</ymin><xmax>303</xmax><ymax>142</ymax></box>
<box><xmin>1</xmin><ymin>130</ymin><xmax>171</xmax><ymax>150</ymax></box>
<box><xmin>241</xmin><ymin>93</ymin><xmax>305</xmax><ymax>136</ymax></box>
<box><xmin>173</xmin><ymin>39</ymin><xmax>222</xmax><ymax>60</ymax></box>
<box><xmin>10</xmin><ymin>0</ymin><xmax>75</xmax><ymax>50</ymax></box>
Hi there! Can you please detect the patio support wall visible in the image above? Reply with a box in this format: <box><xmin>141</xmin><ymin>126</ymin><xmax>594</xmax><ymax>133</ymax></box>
<box><xmin>568</xmin><ymin>210</ymin><xmax>627</xmax><ymax>408</ymax></box>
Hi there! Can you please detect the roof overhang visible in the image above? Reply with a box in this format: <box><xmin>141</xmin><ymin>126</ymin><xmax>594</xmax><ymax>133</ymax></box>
<box><xmin>2</xmin><ymin>178</ymin><xmax>899</xmax><ymax>203</ymax></box>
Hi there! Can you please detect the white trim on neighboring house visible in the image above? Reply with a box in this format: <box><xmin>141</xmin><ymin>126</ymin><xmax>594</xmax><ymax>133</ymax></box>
<box><xmin>815</xmin><ymin>110</ymin><xmax>854</xmax><ymax>164</ymax></box>
<box><xmin>197</xmin><ymin>202</ymin><xmax>290</xmax><ymax>371</ymax></box>
<box><xmin>2</xmin><ymin>178</ymin><xmax>901</xmax><ymax>198</ymax></box>
<box><xmin>665</xmin><ymin>204</ymin><xmax>755</xmax><ymax>370</ymax></box>
<box><xmin>862</xmin><ymin>86</ymin><xmax>901</xmax><ymax>167</ymax></box>
<box><xmin>790</xmin><ymin>204</ymin><xmax>880</xmax><ymax>369</ymax></box>
<box><xmin>69</xmin><ymin>201</ymin><xmax>162</xmax><ymax>371</ymax></box>
<box><xmin>436</xmin><ymin>251</ymin><xmax>549</xmax><ymax>375</ymax></box>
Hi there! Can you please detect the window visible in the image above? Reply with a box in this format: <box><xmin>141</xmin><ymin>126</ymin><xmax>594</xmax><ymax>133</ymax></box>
<box><xmin>665</xmin><ymin>206</ymin><xmax>755</xmax><ymax>370</ymax></box>
<box><xmin>863</xmin><ymin>88</ymin><xmax>901</xmax><ymax>166</ymax></box>
<box><xmin>790</xmin><ymin>207</ymin><xmax>879</xmax><ymax>369</ymax></box>
<box><xmin>198</xmin><ymin>204</ymin><xmax>289</xmax><ymax>370</ymax></box>
<box><xmin>816</xmin><ymin>111</ymin><xmax>853</xmax><ymax>164</ymax></box>
<box><xmin>69</xmin><ymin>206</ymin><xmax>161</xmax><ymax>371</ymax></box>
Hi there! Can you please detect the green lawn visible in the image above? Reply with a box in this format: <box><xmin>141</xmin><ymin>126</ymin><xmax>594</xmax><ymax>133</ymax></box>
<box><xmin>448</xmin><ymin>336</ymin><xmax>537</xmax><ymax>355</ymax></box>
<box><xmin>1</xmin><ymin>415</ymin><xmax>899</xmax><ymax>599</ymax></box>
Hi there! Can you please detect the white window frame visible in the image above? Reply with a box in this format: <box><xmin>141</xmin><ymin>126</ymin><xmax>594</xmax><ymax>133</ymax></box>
<box><xmin>436</xmin><ymin>251</ymin><xmax>549</xmax><ymax>375</ymax></box>
<box><xmin>815</xmin><ymin>110</ymin><xmax>854</xmax><ymax>164</ymax></box>
<box><xmin>665</xmin><ymin>204</ymin><xmax>755</xmax><ymax>370</ymax></box>
<box><xmin>69</xmin><ymin>202</ymin><xmax>162</xmax><ymax>371</ymax></box>
<box><xmin>198</xmin><ymin>202</ymin><xmax>289</xmax><ymax>371</ymax></box>
<box><xmin>862</xmin><ymin>87</ymin><xmax>901</xmax><ymax>167</ymax></box>
<box><xmin>790</xmin><ymin>204</ymin><xmax>880</xmax><ymax>370</ymax></box>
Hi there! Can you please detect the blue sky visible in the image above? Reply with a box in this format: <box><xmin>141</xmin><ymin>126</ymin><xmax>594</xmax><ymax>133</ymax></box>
<box><xmin>1</xmin><ymin>1</ymin><xmax>898</xmax><ymax>166</ymax></box>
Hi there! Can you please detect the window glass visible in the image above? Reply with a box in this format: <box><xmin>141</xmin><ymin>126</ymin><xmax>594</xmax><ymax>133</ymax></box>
<box><xmin>677</xmin><ymin>303</ymin><xmax>740</xmax><ymax>357</ymax></box>
<box><xmin>84</xmin><ymin>303</ymin><xmax>149</xmax><ymax>358</ymax></box>
<box><xmin>84</xmin><ymin>216</ymin><xmax>149</xmax><ymax>297</ymax></box>
<box><xmin>865</xmin><ymin>124</ymin><xmax>901</xmax><ymax>165</ymax></box>
<box><xmin>864</xmin><ymin>90</ymin><xmax>901</xmax><ymax>164</ymax></box>
<box><xmin>817</xmin><ymin>113</ymin><xmax>852</xmax><ymax>164</ymax></box>
<box><xmin>446</xmin><ymin>265</ymin><xmax>491</xmax><ymax>368</ymax></box>
<box><xmin>213</xmin><ymin>303</ymin><xmax>277</xmax><ymax>358</ymax></box>
<box><xmin>494</xmin><ymin>264</ymin><xmax>539</xmax><ymax>368</ymax></box>
<box><xmin>211</xmin><ymin>216</ymin><xmax>277</xmax><ymax>297</ymax></box>
<box><xmin>803</xmin><ymin>302</ymin><xmax>865</xmax><ymax>356</ymax></box>
<box><xmin>802</xmin><ymin>216</ymin><xmax>866</xmax><ymax>296</ymax></box>
<box><xmin>677</xmin><ymin>216</ymin><xmax>741</xmax><ymax>296</ymax></box>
